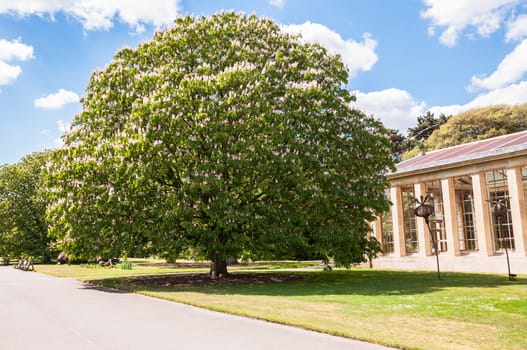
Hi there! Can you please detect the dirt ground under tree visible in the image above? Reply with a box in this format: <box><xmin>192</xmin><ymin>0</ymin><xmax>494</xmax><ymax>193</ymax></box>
<box><xmin>123</xmin><ymin>261</ymin><xmax>311</xmax><ymax>287</ymax></box>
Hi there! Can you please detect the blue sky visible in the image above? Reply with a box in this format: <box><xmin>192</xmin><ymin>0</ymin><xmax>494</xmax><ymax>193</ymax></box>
<box><xmin>1</xmin><ymin>0</ymin><xmax>527</xmax><ymax>165</ymax></box>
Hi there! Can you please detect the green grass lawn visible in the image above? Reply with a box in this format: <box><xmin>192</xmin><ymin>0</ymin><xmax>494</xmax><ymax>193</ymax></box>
<box><xmin>35</xmin><ymin>259</ymin><xmax>319</xmax><ymax>279</ymax></box>
<box><xmin>36</xmin><ymin>260</ymin><xmax>208</xmax><ymax>279</ymax></box>
<box><xmin>37</xmin><ymin>262</ymin><xmax>527</xmax><ymax>350</ymax></box>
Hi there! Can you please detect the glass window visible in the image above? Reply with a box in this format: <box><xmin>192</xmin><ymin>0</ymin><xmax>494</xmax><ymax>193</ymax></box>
<box><xmin>454</xmin><ymin>175</ymin><xmax>478</xmax><ymax>251</ymax></box>
<box><xmin>401</xmin><ymin>185</ymin><xmax>418</xmax><ymax>253</ymax></box>
<box><xmin>380</xmin><ymin>190</ymin><xmax>394</xmax><ymax>254</ymax></box>
<box><xmin>486</xmin><ymin>169</ymin><xmax>514</xmax><ymax>251</ymax></box>
<box><xmin>522</xmin><ymin>166</ymin><xmax>527</xmax><ymax>219</ymax></box>
<box><xmin>425</xmin><ymin>180</ymin><xmax>447</xmax><ymax>252</ymax></box>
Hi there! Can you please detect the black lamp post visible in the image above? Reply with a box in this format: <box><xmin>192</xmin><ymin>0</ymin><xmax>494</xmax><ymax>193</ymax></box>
<box><xmin>414</xmin><ymin>195</ymin><xmax>441</xmax><ymax>280</ymax></box>
<box><xmin>490</xmin><ymin>199</ymin><xmax>515</xmax><ymax>281</ymax></box>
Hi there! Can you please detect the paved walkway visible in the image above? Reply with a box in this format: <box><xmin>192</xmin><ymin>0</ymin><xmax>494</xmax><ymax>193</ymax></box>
<box><xmin>0</xmin><ymin>267</ymin><xmax>395</xmax><ymax>350</ymax></box>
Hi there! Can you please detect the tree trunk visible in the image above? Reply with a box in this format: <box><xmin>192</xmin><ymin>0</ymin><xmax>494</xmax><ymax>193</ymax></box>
<box><xmin>210</xmin><ymin>253</ymin><xmax>228</xmax><ymax>278</ymax></box>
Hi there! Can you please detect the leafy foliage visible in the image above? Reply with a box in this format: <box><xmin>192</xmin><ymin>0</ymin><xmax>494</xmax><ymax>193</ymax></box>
<box><xmin>364</xmin><ymin>236</ymin><xmax>383</xmax><ymax>268</ymax></box>
<box><xmin>0</xmin><ymin>152</ymin><xmax>55</xmax><ymax>261</ymax></box>
<box><xmin>46</xmin><ymin>12</ymin><xmax>394</xmax><ymax>275</ymax></box>
<box><xmin>386</xmin><ymin>112</ymin><xmax>449</xmax><ymax>162</ymax></box>
<box><xmin>404</xmin><ymin>104</ymin><xmax>527</xmax><ymax>159</ymax></box>
<box><xmin>397</xmin><ymin>111</ymin><xmax>449</xmax><ymax>160</ymax></box>
<box><xmin>385</xmin><ymin>128</ymin><xmax>407</xmax><ymax>162</ymax></box>
<box><xmin>407</xmin><ymin>111</ymin><xmax>448</xmax><ymax>143</ymax></box>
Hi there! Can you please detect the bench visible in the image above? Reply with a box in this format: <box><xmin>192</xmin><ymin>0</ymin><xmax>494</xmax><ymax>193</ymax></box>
<box><xmin>14</xmin><ymin>259</ymin><xmax>34</xmax><ymax>271</ymax></box>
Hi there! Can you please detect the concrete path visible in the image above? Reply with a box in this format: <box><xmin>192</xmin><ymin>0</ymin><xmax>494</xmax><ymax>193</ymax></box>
<box><xmin>0</xmin><ymin>267</ymin><xmax>395</xmax><ymax>350</ymax></box>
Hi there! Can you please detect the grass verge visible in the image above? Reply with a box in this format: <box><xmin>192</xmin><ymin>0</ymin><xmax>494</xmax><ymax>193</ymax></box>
<box><xmin>37</xmin><ymin>263</ymin><xmax>527</xmax><ymax>350</ymax></box>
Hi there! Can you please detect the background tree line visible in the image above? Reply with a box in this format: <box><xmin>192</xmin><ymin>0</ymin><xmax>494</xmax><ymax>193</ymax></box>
<box><xmin>0</xmin><ymin>152</ymin><xmax>55</xmax><ymax>262</ymax></box>
<box><xmin>388</xmin><ymin>103</ymin><xmax>527</xmax><ymax>162</ymax></box>
<box><xmin>3</xmin><ymin>103</ymin><xmax>525</xmax><ymax>266</ymax></box>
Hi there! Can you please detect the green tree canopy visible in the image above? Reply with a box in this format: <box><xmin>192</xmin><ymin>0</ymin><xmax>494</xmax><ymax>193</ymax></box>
<box><xmin>0</xmin><ymin>152</ymin><xmax>54</xmax><ymax>261</ymax></box>
<box><xmin>403</xmin><ymin>104</ymin><xmax>527</xmax><ymax>159</ymax></box>
<box><xmin>385</xmin><ymin>128</ymin><xmax>407</xmax><ymax>162</ymax></box>
<box><xmin>46</xmin><ymin>12</ymin><xmax>394</xmax><ymax>276</ymax></box>
<box><xmin>407</xmin><ymin>111</ymin><xmax>449</xmax><ymax>143</ymax></box>
<box><xmin>386</xmin><ymin>112</ymin><xmax>449</xmax><ymax>163</ymax></box>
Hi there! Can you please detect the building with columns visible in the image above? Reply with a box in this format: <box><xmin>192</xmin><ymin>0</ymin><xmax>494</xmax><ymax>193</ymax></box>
<box><xmin>372</xmin><ymin>130</ymin><xmax>527</xmax><ymax>274</ymax></box>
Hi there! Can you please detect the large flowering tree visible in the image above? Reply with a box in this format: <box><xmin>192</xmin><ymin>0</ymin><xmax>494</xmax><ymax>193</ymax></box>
<box><xmin>46</xmin><ymin>12</ymin><xmax>394</xmax><ymax>276</ymax></box>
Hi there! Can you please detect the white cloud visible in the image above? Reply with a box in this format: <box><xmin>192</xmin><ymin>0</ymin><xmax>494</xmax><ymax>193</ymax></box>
<box><xmin>0</xmin><ymin>61</ymin><xmax>22</xmax><ymax>85</ymax></box>
<box><xmin>427</xmin><ymin>103</ymin><xmax>464</xmax><ymax>118</ymax></box>
<box><xmin>506</xmin><ymin>14</ymin><xmax>527</xmax><ymax>41</ymax></box>
<box><xmin>431</xmin><ymin>81</ymin><xmax>527</xmax><ymax>116</ymax></box>
<box><xmin>469</xmin><ymin>39</ymin><xmax>527</xmax><ymax>90</ymax></box>
<box><xmin>351</xmin><ymin>1</ymin><xmax>527</xmax><ymax>134</ymax></box>
<box><xmin>352</xmin><ymin>88</ymin><xmax>426</xmax><ymax>132</ymax></box>
<box><xmin>53</xmin><ymin>119</ymin><xmax>71</xmax><ymax>147</ymax></box>
<box><xmin>0</xmin><ymin>0</ymin><xmax>181</xmax><ymax>32</ymax></box>
<box><xmin>0</xmin><ymin>38</ymin><xmax>34</xmax><ymax>62</ymax></box>
<box><xmin>421</xmin><ymin>0</ymin><xmax>519</xmax><ymax>46</ymax></box>
<box><xmin>353</xmin><ymin>80</ymin><xmax>527</xmax><ymax>133</ymax></box>
<box><xmin>282</xmin><ymin>21</ymin><xmax>378</xmax><ymax>77</ymax></box>
<box><xmin>467</xmin><ymin>80</ymin><xmax>527</xmax><ymax>105</ymax></box>
<box><xmin>34</xmin><ymin>89</ymin><xmax>80</xmax><ymax>109</ymax></box>
<box><xmin>438</xmin><ymin>26</ymin><xmax>459</xmax><ymax>47</ymax></box>
<box><xmin>0</xmin><ymin>38</ymin><xmax>34</xmax><ymax>85</ymax></box>
<box><xmin>268</xmin><ymin>0</ymin><xmax>286</xmax><ymax>8</ymax></box>
<box><xmin>57</xmin><ymin>119</ymin><xmax>70</xmax><ymax>133</ymax></box>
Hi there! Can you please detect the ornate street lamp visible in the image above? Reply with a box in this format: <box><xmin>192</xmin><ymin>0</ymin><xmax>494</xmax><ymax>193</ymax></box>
<box><xmin>490</xmin><ymin>199</ymin><xmax>516</xmax><ymax>281</ymax></box>
<box><xmin>414</xmin><ymin>194</ymin><xmax>441</xmax><ymax>280</ymax></box>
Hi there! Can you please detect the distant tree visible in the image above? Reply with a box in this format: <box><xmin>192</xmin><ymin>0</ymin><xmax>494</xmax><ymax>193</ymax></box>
<box><xmin>407</xmin><ymin>111</ymin><xmax>449</xmax><ymax>142</ymax></box>
<box><xmin>402</xmin><ymin>111</ymin><xmax>449</xmax><ymax>159</ymax></box>
<box><xmin>46</xmin><ymin>12</ymin><xmax>395</xmax><ymax>277</ymax></box>
<box><xmin>385</xmin><ymin>112</ymin><xmax>449</xmax><ymax>162</ymax></box>
<box><xmin>364</xmin><ymin>236</ymin><xmax>383</xmax><ymax>268</ymax></box>
<box><xmin>0</xmin><ymin>152</ymin><xmax>54</xmax><ymax>262</ymax></box>
<box><xmin>386</xmin><ymin>128</ymin><xmax>407</xmax><ymax>162</ymax></box>
<box><xmin>412</xmin><ymin>104</ymin><xmax>527</xmax><ymax>155</ymax></box>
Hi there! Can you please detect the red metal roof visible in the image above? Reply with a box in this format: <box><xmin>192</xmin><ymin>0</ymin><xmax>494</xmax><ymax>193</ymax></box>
<box><xmin>396</xmin><ymin>130</ymin><xmax>527</xmax><ymax>173</ymax></box>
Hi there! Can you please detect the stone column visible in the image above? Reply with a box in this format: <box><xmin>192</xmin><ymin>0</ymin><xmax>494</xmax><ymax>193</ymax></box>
<box><xmin>506</xmin><ymin>167</ymin><xmax>527</xmax><ymax>255</ymax></box>
<box><xmin>471</xmin><ymin>172</ymin><xmax>495</xmax><ymax>256</ymax></box>
<box><xmin>441</xmin><ymin>177</ymin><xmax>461</xmax><ymax>256</ymax></box>
<box><xmin>414</xmin><ymin>182</ymin><xmax>431</xmax><ymax>256</ymax></box>
<box><xmin>390</xmin><ymin>186</ymin><xmax>406</xmax><ymax>257</ymax></box>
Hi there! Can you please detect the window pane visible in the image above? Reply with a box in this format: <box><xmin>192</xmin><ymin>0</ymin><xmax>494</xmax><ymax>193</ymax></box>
<box><xmin>381</xmin><ymin>190</ymin><xmax>394</xmax><ymax>254</ymax></box>
<box><xmin>425</xmin><ymin>180</ymin><xmax>447</xmax><ymax>252</ymax></box>
<box><xmin>454</xmin><ymin>175</ymin><xmax>478</xmax><ymax>251</ymax></box>
<box><xmin>401</xmin><ymin>186</ymin><xmax>418</xmax><ymax>253</ymax></box>
<box><xmin>486</xmin><ymin>169</ymin><xmax>514</xmax><ymax>251</ymax></box>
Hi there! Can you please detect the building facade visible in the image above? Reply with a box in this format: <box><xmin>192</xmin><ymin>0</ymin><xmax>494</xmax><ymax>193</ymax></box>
<box><xmin>371</xmin><ymin>131</ymin><xmax>527</xmax><ymax>274</ymax></box>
